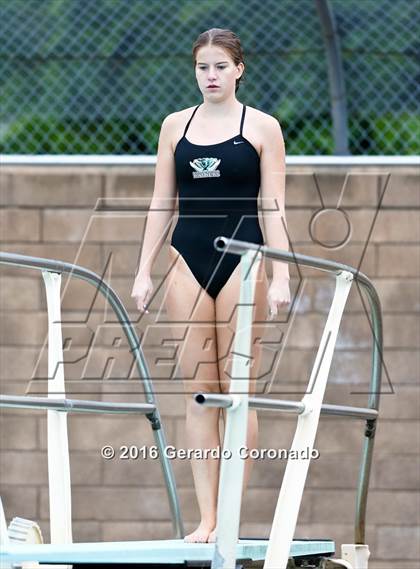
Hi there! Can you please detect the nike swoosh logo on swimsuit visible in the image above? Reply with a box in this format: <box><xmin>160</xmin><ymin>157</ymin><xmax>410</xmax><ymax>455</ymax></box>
<box><xmin>233</xmin><ymin>140</ymin><xmax>244</xmax><ymax>144</ymax></box>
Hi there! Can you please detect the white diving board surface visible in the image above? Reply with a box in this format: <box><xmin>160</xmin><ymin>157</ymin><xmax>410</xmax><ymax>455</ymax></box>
<box><xmin>1</xmin><ymin>538</ymin><xmax>335</xmax><ymax>564</ymax></box>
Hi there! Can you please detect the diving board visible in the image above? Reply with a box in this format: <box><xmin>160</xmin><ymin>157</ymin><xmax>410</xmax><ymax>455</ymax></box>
<box><xmin>0</xmin><ymin>538</ymin><xmax>335</xmax><ymax>565</ymax></box>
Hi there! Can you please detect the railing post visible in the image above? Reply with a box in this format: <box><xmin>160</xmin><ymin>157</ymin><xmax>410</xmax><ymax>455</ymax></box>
<box><xmin>264</xmin><ymin>271</ymin><xmax>354</xmax><ymax>569</ymax></box>
<box><xmin>42</xmin><ymin>271</ymin><xmax>73</xmax><ymax>549</ymax></box>
<box><xmin>212</xmin><ymin>249</ymin><xmax>262</xmax><ymax>569</ymax></box>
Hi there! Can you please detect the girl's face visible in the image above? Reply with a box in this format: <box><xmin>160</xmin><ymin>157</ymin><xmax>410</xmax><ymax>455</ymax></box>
<box><xmin>195</xmin><ymin>45</ymin><xmax>243</xmax><ymax>99</ymax></box>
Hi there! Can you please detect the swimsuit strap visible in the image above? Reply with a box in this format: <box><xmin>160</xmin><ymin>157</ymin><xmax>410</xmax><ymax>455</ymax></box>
<box><xmin>183</xmin><ymin>103</ymin><xmax>246</xmax><ymax>138</ymax></box>
<box><xmin>183</xmin><ymin>104</ymin><xmax>202</xmax><ymax>137</ymax></box>
<box><xmin>239</xmin><ymin>104</ymin><xmax>246</xmax><ymax>137</ymax></box>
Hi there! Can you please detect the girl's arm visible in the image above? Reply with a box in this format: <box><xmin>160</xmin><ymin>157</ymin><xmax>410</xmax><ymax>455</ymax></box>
<box><xmin>136</xmin><ymin>113</ymin><xmax>178</xmax><ymax>276</ymax></box>
<box><xmin>131</xmin><ymin>113</ymin><xmax>178</xmax><ymax>311</ymax></box>
<box><xmin>259</xmin><ymin>116</ymin><xmax>290</xmax><ymax>281</ymax></box>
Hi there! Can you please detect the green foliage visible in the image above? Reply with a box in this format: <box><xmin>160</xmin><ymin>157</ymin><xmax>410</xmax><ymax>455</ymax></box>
<box><xmin>0</xmin><ymin>0</ymin><xmax>418</xmax><ymax>155</ymax></box>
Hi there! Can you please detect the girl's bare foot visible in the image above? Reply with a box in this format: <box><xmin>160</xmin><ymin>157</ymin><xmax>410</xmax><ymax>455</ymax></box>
<box><xmin>184</xmin><ymin>521</ymin><xmax>216</xmax><ymax>543</ymax></box>
<box><xmin>207</xmin><ymin>528</ymin><xmax>217</xmax><ymax>543</ymax></box>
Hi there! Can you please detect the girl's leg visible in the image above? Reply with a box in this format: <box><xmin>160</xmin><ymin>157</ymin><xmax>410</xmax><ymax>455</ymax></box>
<box><xmin>164</xmin><ymin>246</ymin><xmax>221</xmax><ymax>543</ymax></box>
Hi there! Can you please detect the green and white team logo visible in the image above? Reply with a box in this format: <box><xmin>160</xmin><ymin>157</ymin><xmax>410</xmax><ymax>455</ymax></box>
<box><xmin>190</xmin><ymin>157</ymin><xmax>221</xmax><ymax>178</ymax></box>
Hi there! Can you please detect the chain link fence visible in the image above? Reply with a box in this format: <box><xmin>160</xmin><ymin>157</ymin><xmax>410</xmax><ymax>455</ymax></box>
<box><xmin>0</xmin><ymin>0</ymin><xmax>418</xmax><ymax>155</ymax></box>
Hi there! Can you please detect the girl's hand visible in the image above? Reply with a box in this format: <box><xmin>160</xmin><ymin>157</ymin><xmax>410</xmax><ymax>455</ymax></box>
<box><xmin>131</xmin><ymin>273</ymin><xmax>153</xmax><ymax>314</ymax></box>
<box><xmin>267</xmin><ymin>277</ymin><xmax>291</xmax><ymax>320</ymax></box>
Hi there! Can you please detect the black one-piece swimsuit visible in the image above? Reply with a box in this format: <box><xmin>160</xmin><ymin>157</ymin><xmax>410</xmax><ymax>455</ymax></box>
<box><xmin>171</xmin><ymin>103</ymin><xmax>264</xmax><ymax>299</ymax></box>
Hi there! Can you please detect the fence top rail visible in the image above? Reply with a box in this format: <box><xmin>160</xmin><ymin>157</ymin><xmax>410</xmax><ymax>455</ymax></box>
<box><xmin>1</xmin><ymin>154</ymin><xmax>419</xmax><ymax>167</ymax></box>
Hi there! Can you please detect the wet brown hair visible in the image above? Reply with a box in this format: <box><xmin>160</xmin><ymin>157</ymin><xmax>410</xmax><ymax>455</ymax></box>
<box><xmin>192</xmin><ymin>28</ymin><xmax>245</xmax><ymax>93</ymax></box>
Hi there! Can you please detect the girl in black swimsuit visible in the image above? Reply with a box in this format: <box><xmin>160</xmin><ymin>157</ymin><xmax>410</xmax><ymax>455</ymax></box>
<box><xmin>171</xmin><ymin>102</ymin><xmax>264</xmax><ymax>299</ymax></box>
<box><xmin>131</xmin><ymin>28</ymin><xmax>290</xmax><ymax>544</ymax></box>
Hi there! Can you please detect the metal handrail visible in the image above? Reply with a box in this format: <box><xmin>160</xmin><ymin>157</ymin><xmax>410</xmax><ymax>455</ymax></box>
<box><xmin>0</xmin><ymin>251</ymin><xmax>184</xmax><ymax>539</ymax></box>
<box><xmin>0</xmin><ymin>238</ymin><xmax>383</xmax><ymax>547</ymax></box>
<box><xmin>213</xmin><ymin>236</ymin><xmax>383</xmax><ymax>546</ymax></box>
<box><xmin>0</xmin><ymin>395</ymin><xmax>156</xmax><ymax>416</ymax></box>
<box><xmin>196</xmin><ymin>393</ymin><xmax>379</xmax><ymax>421</ymax></box>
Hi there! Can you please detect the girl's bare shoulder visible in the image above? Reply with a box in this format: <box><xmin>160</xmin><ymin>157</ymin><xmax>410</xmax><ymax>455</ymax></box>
<box><xmin>241</xmin><ymin>105</ymin><xmax>282</xmax><ymax>156</ymax></box>
<box><xmin>164</xmin><ymin>106</ymin><xmax>197</xmax><ymax>127</ymax></box>
<box><xmin>245</xmin><ymin>105</ymin><xmax>281</xmax><ymax>129</ymax></box>
<box><xmin>162</xmin><ymin>107</ymin><xmax>198</xmax><ymax>151</ymax></box>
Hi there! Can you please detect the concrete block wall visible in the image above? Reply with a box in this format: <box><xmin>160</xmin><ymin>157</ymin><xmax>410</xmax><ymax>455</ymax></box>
<box><xmin>0</xmin><ymin>164</ymin><xmax>419</xmax><ymax>567</ymax></box>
